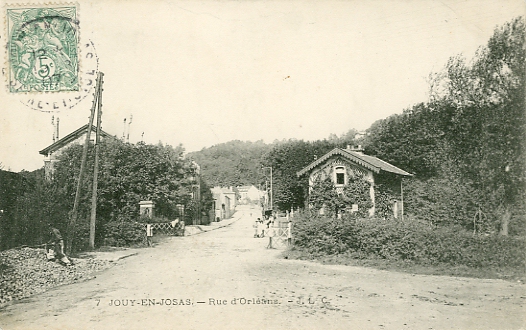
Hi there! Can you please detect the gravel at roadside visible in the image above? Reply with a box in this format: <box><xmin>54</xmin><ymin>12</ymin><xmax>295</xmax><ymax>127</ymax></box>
<box><xmin>0</xmin><ymin>247</ymin><xmax>112</xmax><ymax>306</ymax></box>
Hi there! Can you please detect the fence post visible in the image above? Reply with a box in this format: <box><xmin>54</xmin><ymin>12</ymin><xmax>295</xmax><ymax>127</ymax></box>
<box><xmin>146</xmin><ymin>224</ymin><xmax>153</xmax><ymax>246</ymax></box>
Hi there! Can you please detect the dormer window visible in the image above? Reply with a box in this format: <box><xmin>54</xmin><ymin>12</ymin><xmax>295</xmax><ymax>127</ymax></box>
<box><xmin>335</xmin><ymin>166</ymin><xmax>346</xmax><ymax>186</ymax></box>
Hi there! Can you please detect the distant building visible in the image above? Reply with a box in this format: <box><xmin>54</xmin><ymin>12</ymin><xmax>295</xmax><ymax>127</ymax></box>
<box><xmin>236</xmin><ymin>185</ymin><xmax>262</xmax><ymax>204</ymax></box>
<box><xmin>39</xmin><ymin>124</ymin><xmax>113</xmax><ymax>180</ymax></box>
<box><xmin>211</xmin><ymin>186</ymin><xmax>236</xmax><ymax>221</ymax></box>
<box><xmin>190</xmin><ymin>161</ymin><xmax>202</xmax><ymax>225</ymax></box>
<box><xmin>354</xmin><ymin>131</ymin><xmax>367</xmax><ymax>140</ymax></box>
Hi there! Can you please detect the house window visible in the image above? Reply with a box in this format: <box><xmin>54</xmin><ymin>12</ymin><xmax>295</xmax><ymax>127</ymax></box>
<box><xmin>336</xmin><ymin>173</ymin><xmax>344</xmax><ymax>185</ymax></box>
<box><xmin>335</xmin><ymin>166</ymin><xmax>345</xmax><ymax>186</ymax></box>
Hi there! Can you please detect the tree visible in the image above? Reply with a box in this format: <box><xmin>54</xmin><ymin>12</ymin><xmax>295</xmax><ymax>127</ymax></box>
<box><xmin>261</xmin><ymin>139</ymin><xmax>336</xmax><ymax>211</ymax></box>
<box><xmin>440</xmin><ymin>17</ymin><xmax>525</xmax><ymax>234</ymax></box>
<box><xmin>362</xmin><ymin>17</ymin><xmax>525</xmax><ymax>234</ymax></box>
<box><xmin>48</xmin><ymin>138</ymin><xmax>209</xmax><ymax>250</ymax></box>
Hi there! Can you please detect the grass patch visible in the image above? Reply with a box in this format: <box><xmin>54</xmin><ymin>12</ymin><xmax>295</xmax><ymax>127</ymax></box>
<box><xmin>284</xmin><ymin>247</ymin><xmax>525</xmax><ymax>282</ymax></box>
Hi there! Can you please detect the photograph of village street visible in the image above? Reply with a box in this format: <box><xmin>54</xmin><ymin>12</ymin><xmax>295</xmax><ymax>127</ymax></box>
<box><xmin>0</xmin><ymin>1</ymin><xmax>524</xmax><ymax>329</ymax></box>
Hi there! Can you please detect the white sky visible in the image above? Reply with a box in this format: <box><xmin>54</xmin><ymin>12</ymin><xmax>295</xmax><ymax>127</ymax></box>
<box><xmin>0</xmin><ymin>0</ymin><xmax>524</xmax><ymax>172</ymax></box>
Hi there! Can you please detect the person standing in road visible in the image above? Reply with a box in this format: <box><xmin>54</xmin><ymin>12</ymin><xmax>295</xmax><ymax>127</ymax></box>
<box><xmin>287</xmin><ymin>220</ymin><xmax>293</xmax><ymax>246</ymax></box>
<box><xmin>258</xmin><ymin>218</ymin><xmax>265</xmax><ymax>238</ymax></box>
<box><xmin>266</xmin><ymin>220</ymin><xmax>275</xmax><ymax>249</ymax></box>
<box><xmin>254</xmin><ymin>218</ymin><xmax>260</xmax><ymax>238</ymax></box>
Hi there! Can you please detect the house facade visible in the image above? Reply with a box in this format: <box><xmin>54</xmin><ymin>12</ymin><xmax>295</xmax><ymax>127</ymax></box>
<box><xmin>211</xmin><ymin>186</ymin><xmax>237</xmax><ymax>221</ymax></box>
<box><xmin>297</xmin><ymin>146</ymin><xmax>412</xmax><ymax>218</ymax></box>
<box><xmin>237</xmin><ymin>185</ymin><xmax>262</xmax><ymax>204</ymax></box>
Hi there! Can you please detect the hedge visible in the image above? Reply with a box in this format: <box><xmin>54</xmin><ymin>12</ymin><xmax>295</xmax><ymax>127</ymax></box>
<box><xmin>292</xmin><ymin>213</ymin><xmax>525</xmax><ymax>269</ymax></box>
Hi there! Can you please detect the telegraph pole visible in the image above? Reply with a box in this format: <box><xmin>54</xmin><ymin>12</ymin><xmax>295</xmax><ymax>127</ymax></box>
<box><xmin>89</xmin><ymin>72</ymin><xmax>104</xmax><ymax>249</ymax></box>
<box><xmin>262</xmin><ymin>167</ymin><xmax>273</xmax><ymax>213</ymax></box>
<box><xmin>66</xmin><ymin>72</ymin><xmax>103</xmax><ymax>255</ymax></box>
<box><xmin>270</xmin><ymin>167</ymin><xmax>273</xmax><ymax>211</ymax></box>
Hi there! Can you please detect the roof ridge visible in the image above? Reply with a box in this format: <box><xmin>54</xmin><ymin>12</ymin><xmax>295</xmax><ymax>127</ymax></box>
<box><xmin>297</xmin><ymin>147</ymin><xmax>411</xmax><ymax>177</ymax></box>
<box><xmin>39</xmin><ymin>124</ymin><xmax>113</xmax><ymax>155</ymax></box>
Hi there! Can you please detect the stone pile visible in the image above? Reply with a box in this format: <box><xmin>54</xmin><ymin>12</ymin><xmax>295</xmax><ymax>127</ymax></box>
<box><xmin>0</xmin><ymin>247</ymin><xmax>111</xmax><ymax>305</ymax></box>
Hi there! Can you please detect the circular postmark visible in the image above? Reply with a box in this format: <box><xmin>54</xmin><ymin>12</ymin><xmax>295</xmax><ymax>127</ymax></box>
<box><xmin>19</xmin><ymin>40</ymin><xmax>99</xmax><ymax>112</ymax></box>
<box><xmin>5</xmin><ymin>5</ymin><xmax>99</xmax><ymax>112</ymax></box>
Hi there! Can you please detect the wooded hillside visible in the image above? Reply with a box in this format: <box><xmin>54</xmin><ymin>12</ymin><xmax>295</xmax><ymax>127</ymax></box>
<box><xmin>187</xmin><ymin>140</ymin><xmax>272</xmax><ymax>187</ymax></box>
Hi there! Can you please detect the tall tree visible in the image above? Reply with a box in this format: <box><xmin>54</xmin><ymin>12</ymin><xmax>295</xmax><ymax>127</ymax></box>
<box><xmin>441</xmin><ymin>17</ymin><xmax>525</xmax><ymax>234</ymax></box>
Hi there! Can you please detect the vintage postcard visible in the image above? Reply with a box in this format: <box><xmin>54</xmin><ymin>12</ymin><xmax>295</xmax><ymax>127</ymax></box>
<box><xmin>0</xmin><ymin>1</ymin><xmax>524</xmax><ymax>329</ymax></box>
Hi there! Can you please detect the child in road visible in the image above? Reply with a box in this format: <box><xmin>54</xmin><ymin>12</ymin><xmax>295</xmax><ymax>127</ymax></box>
<box><xmin>266</xmin><ymin>220</ymin><xmax>275</xmax><ymax>249</ymax></box>
<box><xmin>258</xmin><ymin>218</ymin><xmax>265</xmax><ymax>238</ymax></box>
<box><xmin>254</xmin><ymin>218</ymin><xmax>260</xmax><ymax>238</ymax></box>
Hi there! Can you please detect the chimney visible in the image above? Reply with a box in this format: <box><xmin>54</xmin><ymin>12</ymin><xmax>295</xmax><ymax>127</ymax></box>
<box><xmin>349</xmin><ymin>145</ymin><xmax>364</xmax><ymax>154</ymax></box>
<box><xmin>122</xmin><ymin>118</ymin><xmax>127</xmax><ymax>140</ymax></box>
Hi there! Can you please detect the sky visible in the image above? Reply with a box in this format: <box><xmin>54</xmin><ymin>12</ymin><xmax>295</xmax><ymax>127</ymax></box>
<box><xmin>0</xmin><ymin>0</ymin><xmax>524</xmax><ymax>172</ymax></box>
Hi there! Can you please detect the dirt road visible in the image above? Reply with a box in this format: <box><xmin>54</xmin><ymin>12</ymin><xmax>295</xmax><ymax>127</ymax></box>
<box><xmin>1</xmin><ymin>205</ymin><xmax>524</xmax><ymax>330</ymax></box>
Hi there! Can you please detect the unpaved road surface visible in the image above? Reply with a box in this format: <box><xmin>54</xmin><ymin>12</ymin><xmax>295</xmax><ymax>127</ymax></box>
<box><xmin>1</xmin><ymin>205</ymin><xmax>525</xmax><ymax>330</ymax></box>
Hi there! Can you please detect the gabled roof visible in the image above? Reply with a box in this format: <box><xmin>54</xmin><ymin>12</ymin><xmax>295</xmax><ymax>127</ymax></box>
<box><xmin>39</xmin><ymin>124</ymin><xmax>113</xmax><ymax>155</ymax></box>
<box><xmin>296</xmin><ymin>148</ymin><xmax>412</xmax><ymax>177</ymax></box>
<box><xmin>237</xmin><ymin>185</ymin><xmax>257</xmax><ymax>192</ymax></box>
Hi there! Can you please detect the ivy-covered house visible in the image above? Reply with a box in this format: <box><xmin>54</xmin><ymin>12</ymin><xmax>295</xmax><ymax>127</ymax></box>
<box><xmin>296</xmin><ymin>146</ymin><xmax>412</xmax><ymax>218</ymax></box>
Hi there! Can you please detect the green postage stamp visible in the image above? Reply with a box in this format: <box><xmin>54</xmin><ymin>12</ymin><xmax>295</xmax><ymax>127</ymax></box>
<box><xmin>6</xmin><ymin>5</ymin><xmax>79</xmax><ymax>93</ymax></box>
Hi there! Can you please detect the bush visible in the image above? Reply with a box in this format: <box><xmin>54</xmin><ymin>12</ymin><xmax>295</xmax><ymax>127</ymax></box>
<box><xmin>72</xmin><ymin>220</ymin><xmax>91</xmax><ymax>252</ymax></box>
<box><xmin>292</xmin><ymin>212</ymin><xmax>526</xmax><ymax>269</ymax></box>
<box><xmin>103</xmin><ymin>221</ymin><xmax>146</xmax><ymax>247</ymax></box>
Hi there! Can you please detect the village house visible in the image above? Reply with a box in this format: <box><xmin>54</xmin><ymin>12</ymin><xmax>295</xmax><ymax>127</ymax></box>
<box><xmin>39</xmin><ymin>124</ymin><xmax>114</xmax><ymax>180</ymax></box>
<box><xmin>297</xmin><ymin>145</ymin><xmax>412</xmax><ymax>218</ymax></box>
<box><xmin>211</xmin><ymin>186</ymin><xmax>237</xmax><ymax>221</ymax></box>
<box><xmin>236</xmin><ymin>185</ymin><xmax>263</xmax><ymax>204</ymax></box>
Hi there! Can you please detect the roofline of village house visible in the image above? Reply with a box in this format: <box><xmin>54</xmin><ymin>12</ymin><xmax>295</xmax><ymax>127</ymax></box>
<box><xmin>296</xmin><ymin>148</ymin><xmax>412</xmax><ymax>178</ymax></box>
<box><xmin>39</xmin><ymin>124</ymin><xmax>114</xmax><ymax>156</ymax></box>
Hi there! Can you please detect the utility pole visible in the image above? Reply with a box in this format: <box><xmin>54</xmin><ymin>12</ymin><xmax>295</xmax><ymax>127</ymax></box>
<box><xmin>400</xmin><ymin>178</ymin><xmax>404</xmax><ymax>222</ymax></box>
<box><xmin>270</xmin><ymin>167</ymin><xmax>273</xmax><ymax>211</ymax></box>
<box><xmin>262</xmin><ymin>167</ymin><xmax>273</xmax><ymax>212</ymax></box>
<box><xmin>89</xmin><ymin>72</ymin><xmax>104</xmax><ymax>249</ymax></box>
<box><xmin>66</xmin><ymin>72</ymin><xmax>103</xmax><ymax>255</ymax></box>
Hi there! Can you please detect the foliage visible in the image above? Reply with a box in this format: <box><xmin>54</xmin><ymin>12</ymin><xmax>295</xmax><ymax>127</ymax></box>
<box><xmin>292</xmin><ymin>212</ymin><xmax>526</xmax><ymax>270</ymax></box>
<box><xmin>2</xmin><ymin>138</ymin><xmax>213</xmax><ymax>251</ymax></box>
<box><xmin>342</xmin><ymin>175</ymin><xmax>374</xmax><ymax>218</ymax></box>
<box><xmin>364</xmin><ymin>102</ymin><xmax>451</xmax><ymax>179</ymax></box>
<box><xmin>362</xmin><ymin>17</ymin><xmax>525</xmax><ymax>233</ymax></box>
<box><xmin>374</xmin><ymin>184</ymin><xmax>396</xmax><ymax>220</ymax></box>
<box><xmin>308</xmin><ymin>174</ymin><xmax>372</xmax><ymax>218</ymax></box>
<box><xmin>261</xmin><ymin>139</ymin><xmax>339</xmax><ymax>211</ymax></box>
<box><xmin>187</xmin><ymin>140</ymin><xmax>271</xmax><ymax>187</ymax></box>
<box><xmin>0</xmin><ymin>169</ymin><xmax>72</xmax><ymax>250</ymax></box>
<box><xmin>308</xmin><ymin>177</ymin><xmax>335</xmax><ymax>213</ymax></box>
<box><xmin>49</xmin><ymin>139</ymin><xmax>203</xmax><ymax>247</ymax></box>
<box><xmin>103</xmin><ymin>221</ymin><xmax>146</xmax><ymax>247</ymax></box>
<box><xmin>403</xmin><ymin>177</ymin><xmax>480</xmax><ymax>229</ymax></box>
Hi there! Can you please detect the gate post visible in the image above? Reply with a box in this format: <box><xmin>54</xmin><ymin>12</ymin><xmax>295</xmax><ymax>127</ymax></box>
<box><xmin>139</xmin><ymin>201</ymin><xmax>154</xmax><ymax>218</ymax></box>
